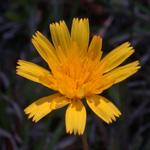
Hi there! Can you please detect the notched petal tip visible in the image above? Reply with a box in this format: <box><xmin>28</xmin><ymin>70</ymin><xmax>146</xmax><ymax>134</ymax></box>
<box><xmin>50</xmin><ymin>22</ymin><xmax>59</xmax><ymax>28</ymax></box>
<box><xmin>32</xmin><ymin>35</ymin><xmax>37</xmax><ymax>41</ymax></box>
<box><xmin>135</xmin><ymin>60</ymin><xmax>141</xmax><ymax>68</ymax></box>
<box><xmin>73</xmin><ymin>18</ymin><xmax>79</xmax><ymax>21</ymax></box>
<box><xmin>16</xmin><ymin>59</ymin><xmax>24</xmax><ymax>66</ymax></box>
<box><xmin>35</xmin><ymin>31</ymin><xmax>42</xmax><ymax>35</ymax></box>
<box><xmin>49</xmin><ymin>24</ymin><xmax>53</xmax><ymax>29</ymax></box>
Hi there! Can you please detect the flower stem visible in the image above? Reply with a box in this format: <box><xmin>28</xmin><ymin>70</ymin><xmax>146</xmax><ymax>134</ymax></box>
<box><xmin>81</xmin><ymin>132</ymin><xmax>89</xmax><ymax>150</ymax></box>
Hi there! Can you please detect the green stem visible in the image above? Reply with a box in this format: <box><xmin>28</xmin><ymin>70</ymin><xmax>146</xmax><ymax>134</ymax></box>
<box><xmin>81</xmin><ymin>132</ymin><xmax>89</xmax><ymax>150</ymax></box>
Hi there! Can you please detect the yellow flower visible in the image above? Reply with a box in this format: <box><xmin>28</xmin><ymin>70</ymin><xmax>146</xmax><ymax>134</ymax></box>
<box><xmin>16</xmin><ymin>18</ymin><xmax>140</xmax><ymax>135</ymax></box>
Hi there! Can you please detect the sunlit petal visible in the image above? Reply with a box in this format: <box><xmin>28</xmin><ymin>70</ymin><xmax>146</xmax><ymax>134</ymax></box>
<box><xmin>65</xmin><ymin>99</ymin><xmax>86</xmax><ymax>135</ymax></box>
<box><xmin>87</xmin><ymin>35</ymin><xmax>102</xmax><ymax>61</ymax></box>
<box><xmin>50</xmin><ymin>96</ymin><xmax>71</xmax><ymax>110</ymax></box>
<box><xmin>24</xmin><ymin>93</ymin><xmax>61</xmax><ymax>122</ymax></box>
<box><xmin>104</xmin><ymin>61</ymin><xmax>140</xmax><ymax>84</ymax></box>
<box><xmin>86</xmin><ymin>95</ymin><xmax>121</xmax><ymax>123</ymax></box>
<box><xmin>101</xmin><ymin>42</ymin><xmax>134</xmax><ymax>73</ymax></box>
<box><xmin>32</xmin><ymin>31</ymin><xmax>59</xmax><ymax>68</ymax></box>
<box><xmin>16</xmin><ymin>60</ymin><xmax>55</xmax><ymax>89</ymax></box>
<box><xmin>71</xmin><ymin>18</ymin><xmax>89</xmax><ymax>56</ymax></box>
<box><xmin>50</xmin><ymin>21</ymin><xmax>71</xmax><ymax>56</ymax></box>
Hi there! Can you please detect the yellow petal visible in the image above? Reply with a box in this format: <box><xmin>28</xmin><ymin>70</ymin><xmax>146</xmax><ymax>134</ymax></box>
<box><xmin>50</xmin><ymin>21</ymin><xmax>71</xmax><ymax>56</ymax></box>
<box><xmin>71</xmin><ymin>18</ymin><xmax>89</xmax><ymax>56</ymax></box>
<box><xmin>92</xmin><ymin>77</ymin><xmax>115</xmax><ymax>94</ymax></box>
<box><xmin>24</xmin><ymin>93</ymin><xmax>61</xmax><ymax>122</ymax></box>
<box><xmin>104</xmin><ymin>61</ymin><xmax>140</xmax><ymax>84</ymax></box>
<box><xmin>65</xmin><ymin>99</ymin><xmax>86</xmax><ymax>135</ymax></box>
<box><xmin>76</xmin><ymin>87</ymin><xmax>86</xmax><ymax>99</ymax></box>
<box><xmin>32</xmin><ymin>31</ymin><xmax>59</xmax><ymax>68</ymax></box>
<box><xmin>16</xmin><ymin>60</ymin><xmax>55</xmax><ymax>89</ymax></box>
<box><xmin>86</xmin><ymin>95</ymin><xmax>121</xmax><ymax>124</ymax></box>
<box><xmin>98</xmin><ymin>74</ymin><xmax>116</xmax><ymax>91</ymax></box>
<box><xmin>50</xmin><ymin>96</ymin><xmax>71</xmax><ymax>110</ymax></box>
<box><xmin>87</xmin><ymin>35</ymin><xmax>102</xmax><ymax>61</ymax></box>
<box><xmin>101</xmin><ymin>42</ymin><xmax>134</xmax><ymax>73</ymax></box>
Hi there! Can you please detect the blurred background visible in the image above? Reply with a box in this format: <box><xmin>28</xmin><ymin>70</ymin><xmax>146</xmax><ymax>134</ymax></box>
<box><xmin>0</xmin><ymin>0</ymin><xmax>150</xmax><ymax>150</ymax></box>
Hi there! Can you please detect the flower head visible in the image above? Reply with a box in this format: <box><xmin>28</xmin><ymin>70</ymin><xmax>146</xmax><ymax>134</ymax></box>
<box><xmin>16</xmin><ymin>18</ymin><xmax>140</xmax><ymax>135</ymax></box>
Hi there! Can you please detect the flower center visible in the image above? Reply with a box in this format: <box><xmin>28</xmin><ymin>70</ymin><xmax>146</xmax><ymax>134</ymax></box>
<box><xmin>51</xmin><ymin>43</ymin><xmax>105</xmax><ymax>99</ymax></box>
